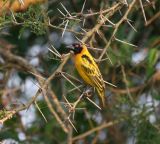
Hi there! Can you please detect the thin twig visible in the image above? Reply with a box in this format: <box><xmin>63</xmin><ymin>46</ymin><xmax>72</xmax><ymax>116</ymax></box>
<box><xmin>86</xmin><ymin>97</ymin><xmax>101</xmax><ymax>110</ymax></box>
<box><xmin>121</xmin><ymin>65</ymin><xmax>133</xmax><ymax>102</ymax></box>
<box><xmin>72</xmin><ymin>120</ymin><xmax>122</xmax><ymax>141</ymax></box>
<box><xmin>60</xmin><ymin>3</ymin><xmax>72</xmax><ymax>17</ymax></box>
<box><xmin>81</xmin><ymin>0</ymin><xmax>87</xmax><ymax>13</ymax></box>
<box><xmin>61</xmin><ymin>72</ymin><xmax>82</xmax><ymax>92</ymax></box>
<box><xmin>104</xmin><ymin>80</ymin><xmax>117</xmax><ymax>88</ymax></box>
<box><xmin>62</xmin><ymin>20</ymin><xmax>69</xmax><ymax>37</ymax></box>
<box><xmin>44</xmin><ymin>94</ymin><xmax>68</xmax><ymax>133</ymax></box>
<box><xmin>57</xmin><ymin>8</ymin><xmax>65</xmax><ymax>16</ymax></box>
<box><xmin>68</xmin><ymin>116</ymin><xmax>78</xmax><ymax>132</ymax></box>
<box><xmin>126</xmin><ymin>19</ymin><xmax>137</xmax><ymax>32</ymax></box>
<box><xmin>48</xmin><ymin>48</ymin><xmax>61</xmax><ymax>58</ymax></box>
<box><xmin>50</xmin><ymin>45</ymin><xmax>61</xmax><ymax>57</ymax></box>
<box><xmin>35</xmin><ymin>101</ymin><xmax>48</xmax><ymax>123</ymax></box>
<box><xmin>139</xmin><ymin>0</ymin><xmax>147</xmax><ymax>24</ymax></box>
<box><xmin>0</xmin><ymin>49</ymin><xmax>70</xmax><ymax>133</ymax></box>
<box><xmin>82</xmin><ymin>2</ymin><xmax>123</xmax><ymax>43</ymax></box>
<box><xmin>114</xmin><ymin>37</ymin><xmax>137</xmax><ymax>47</ymax></box>
<box><xmin>98</xmin><ymin>0</ymin><xmax>137</xmax><ymax>61</ymax></box>
<box><xmin>145</xmin><ymin>11</ymin><xmax>160</xmax><ymax>26</ymax></box>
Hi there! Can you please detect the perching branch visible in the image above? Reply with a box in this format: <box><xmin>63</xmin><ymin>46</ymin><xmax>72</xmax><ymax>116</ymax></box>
<box><xmin>0</xmin><ymin>48</ymin><xmax>70</xmax><ymax>133</ymax></box>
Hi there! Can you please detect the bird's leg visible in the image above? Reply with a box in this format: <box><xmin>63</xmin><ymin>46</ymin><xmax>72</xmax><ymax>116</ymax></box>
<box><xmin>83</xmin><ymin>86</ymin><xmax>93</xmax><ymax>98</ymax></box>
<box><xmin>83</xmin><ymin>87</ymin><xmax>102</xmax><ymax>110</ymax></box>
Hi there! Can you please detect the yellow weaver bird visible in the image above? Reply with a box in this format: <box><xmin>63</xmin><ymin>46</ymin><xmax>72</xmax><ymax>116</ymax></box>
<box><xmin>68</xmin><ymin>43</ymin><xmax>106</xmax><ymax>107</ymax></box>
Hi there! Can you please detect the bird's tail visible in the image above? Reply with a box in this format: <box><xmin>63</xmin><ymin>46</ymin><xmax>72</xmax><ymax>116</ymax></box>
<box><xmin>96</xmin><ymin>88</ymin><xmax>105</xmax><ymax>108</ymax></box>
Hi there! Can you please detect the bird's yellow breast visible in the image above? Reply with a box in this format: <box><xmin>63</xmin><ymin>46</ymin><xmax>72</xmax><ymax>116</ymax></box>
<box><xmin>74</xmin><ymin>47</ymin><xmax>94</xmax><ymax>86</ymax></box>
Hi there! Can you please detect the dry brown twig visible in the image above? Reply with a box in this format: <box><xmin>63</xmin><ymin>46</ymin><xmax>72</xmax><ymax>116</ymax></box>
<box><xmin>0</xmin><ymin>0</ymin><xmax>156</xmax><ymax>142</ymax></box>
<box><xmin>63</xmin><ymin>91</ymin><xmax>86</xmax><ymax>132</ymax></box>
<box><xmin>63</xmin><ymin>87</ymin><xmax>103</xmax><ymax>132</ymax></box>
<box><xmin>44</xmin><ymin>89</ymin><xmax>68</xmax><ymax>133</ymax></box>
<box><xmin>99</xmin><ymin>0</ymin><xmax>137</xmax><ymax>61</ymax></box>
<box><xmin>0</xmin><ymin>49</ymin><xmax>70</xmax><ymax>133</ymax></box>
<box><xmin>82</xmin><ymin>2</ymin><xmax>123</xmax><ymax>43</ymax></box>
<box><xmin>145</xmin><ymin>11</ymin><xmax>160</xmax><ymax>26</ymax></box>
<box><xmin>72</xmin><ymin>119</ymin><xmax>123</xmax><ymax>142</ymax></box>
<box><xmin>0</xmin><ymin>0</ymin><xmax>126</xmax><ymax>121</ymax></box>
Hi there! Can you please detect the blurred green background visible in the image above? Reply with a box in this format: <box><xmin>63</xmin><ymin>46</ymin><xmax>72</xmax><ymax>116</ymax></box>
<box><xmin>0</xmin><ymin>0</ymin><xmax>160</xmax><ymax>144</ymax></box>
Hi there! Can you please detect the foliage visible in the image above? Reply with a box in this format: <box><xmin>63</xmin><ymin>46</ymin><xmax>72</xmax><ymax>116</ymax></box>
<box><xmin>0</xmin><ymin>0</ymin><xmax>160</xmax><ymax>144</ymax></box>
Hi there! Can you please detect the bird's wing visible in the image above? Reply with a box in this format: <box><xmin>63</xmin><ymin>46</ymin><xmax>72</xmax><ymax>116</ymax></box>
<box><xmin>81</xmin><ymin>54</ymin><xmax>104</xmax><ymax>90</ymax></box>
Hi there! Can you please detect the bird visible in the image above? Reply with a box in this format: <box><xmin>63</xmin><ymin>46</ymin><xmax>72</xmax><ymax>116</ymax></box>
<box><xmin>67</xmin><ymin>43</ymin><xmax>106</xmax><ymax>107</ymax></box>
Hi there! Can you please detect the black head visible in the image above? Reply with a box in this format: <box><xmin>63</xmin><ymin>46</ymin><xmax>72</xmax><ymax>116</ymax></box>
<box><xmin>69</xmin><ymin>43</ymin><xmax>83</xmax><ymax>54</ymax></box>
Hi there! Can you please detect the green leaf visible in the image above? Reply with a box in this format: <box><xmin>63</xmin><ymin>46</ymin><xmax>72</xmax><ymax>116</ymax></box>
<box><xmin>146</xmin><ymin>48</ymin><xmax>158</xmax><ymax>78</ymax></box>
<box><xmin>147</xmin><ymin>48</ymin><xmax>158</xmax><ymax>67</ymax></box>
<box><xmin>136</xmin><ymin>120</ymin><xmax>160</xmax><ymax>144</ymax></box>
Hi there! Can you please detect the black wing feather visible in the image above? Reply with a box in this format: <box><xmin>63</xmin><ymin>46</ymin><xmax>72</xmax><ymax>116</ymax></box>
<box><xmin>81</xmin><ymin>54</ymin><xmax>104</xmax><ymax>89</ymax></box>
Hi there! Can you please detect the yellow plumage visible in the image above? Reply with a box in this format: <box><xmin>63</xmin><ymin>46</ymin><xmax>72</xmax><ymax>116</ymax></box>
<box><xmin>71</xmin><ymin>43</ymin><xmax>105</xmax><ymax>107</ymax></box>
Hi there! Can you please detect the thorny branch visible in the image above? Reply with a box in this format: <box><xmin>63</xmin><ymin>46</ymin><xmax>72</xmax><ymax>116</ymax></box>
<box><xmin>72</xmin><ymin>119</ymin><xmax>123</xmax><ymax>142</ymax></box>
<box><xmin>0</xmin><ymin>0</ymin><xmax>158</xmax><ymax>143</ymax></box>
<box><xmin>0</xmin><ymin>48</ymin><xmax>70</xmax><ymax>133</ymax></box>
<box><xmin>98</xmin><ymin>0</ymin><xmax>137</xmax><ymax>60</ymax></box>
